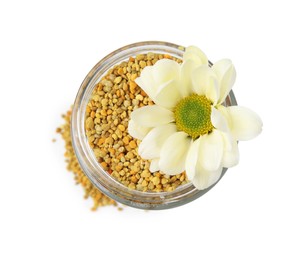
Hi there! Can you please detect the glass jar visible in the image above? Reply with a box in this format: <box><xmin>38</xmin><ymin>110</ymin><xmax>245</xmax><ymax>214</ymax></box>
<box><xmin>71</xmin><ymin>41</ymin><xmax>237</xmax><ymax>210</ymax></box>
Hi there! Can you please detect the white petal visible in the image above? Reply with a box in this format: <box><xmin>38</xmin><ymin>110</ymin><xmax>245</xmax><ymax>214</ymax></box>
<box><xmin>221</xmin><ymin>133</ymin><xmax>239</xmax><ymax>168</ymax></box>
<box><xmin>199</xmin><ymin>130</ymin><xmax>224</xmax><ymax>171</ymax></box>
<box><xmin>158</xmin><ymin>132</ymin><xmax>191</xmax><ymax>175</ymax></box>
<box><xmin>138</xmin><ymin>123</ymin><xmax>177</xmax><ymax>159</ymax></box>
<box><xmin>226</xmin><ymin>106</ymin><xmax>263</xmax><ymax>141</ymax></box>
<box><xmin>192</xmin><ymin>65</ymin><xmax>219</xmax><ymax>104</ymax></box>
<box><xmin>185</xmin><ymin>133</ymin><xmax>225</xmax><ymax>190</ymax></box>
<box><xmin>185</xmin><ymin>137</ymin><xmax>201</xmax><ymax>180</ymax></box>
<box><xmin>221</xmin><ymin>131</ymin><xmax>233</xmax><ymax>151</ymax></box>
<box><xmin>192</xmin><ymin>163</ymin><xmax>223</xmax><ymax>190</ymax></box>
<box><xmin>180</xmin><ymin>60</ymin><xmax>197</xmax><ymax>97</ymax></box>
<box><xmin>131</xmin><ymin>105</ymin><xmax>174</xmax><ymax>128</ymax></box>
<box><xmin>153</xmin><ymin>79</ymin><xmax>182</xmax><ymax>109</ymax></box>
<box><xmin>212</xmin><ymin>59</ymin><xmax>236</xmax><ymax>104</ymax></box>
<box><xmin>150</xmin><ymin>158</ymin><xmax>160</xmax><ymax>172</ymax></box>
<box><xmin>211</xmin><ymin>106</ymin><xmax>229</xmax><ymax>132</ymax></box>
<box><xmin>152</xmin><ymin>59</ymin><xmax>180</xmax><ymax>85</ymax></box>
<box><xmin>191</xmin><ymin>65</ymin><xmax>211</xmax><ymax>95</ymax></box>
<box><xmin>127</xmin><ymin>120</ymin><xmax>151</xmax><ymax>140</ymax></box>
<box><xmin>217</xmin><ymin>105</ymin><xmax>232</xmax><ymax>129</ymax></box>
<box><xmin>135</xmin><ymin>66</ymin><xmax>156</xmax><ymax>99</ymax></box>
<box><xmin>205</xmin><ymin>166</ymin><xmax>223</xmax><ymax>187</ymax></box>
<box><xmin>183</xmin><ymin>46</ymin><xmax>208</xmax><ymax>66</ymax></box>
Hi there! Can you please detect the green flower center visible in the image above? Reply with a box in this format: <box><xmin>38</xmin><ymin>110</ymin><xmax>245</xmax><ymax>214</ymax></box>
<box><xmin>174</xmin><ymin>94</ymin><xmax>214</xmax><ymax>139</ymax></box>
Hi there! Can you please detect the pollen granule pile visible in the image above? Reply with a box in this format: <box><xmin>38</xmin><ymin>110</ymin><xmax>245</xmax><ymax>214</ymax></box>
<box><xmin>85</xmin><ymin>53</ymin><xmax>188</xmax><ymax>192</ymax></box>
<box><xmin>57</xmin><ymin>53</ymin><xmax>189</xmax><ymax>211</ymax></box>
<box><xmin>57</xmin><ymin>110</ymin><xmax>118</xmax><ymax>211</ymax></box>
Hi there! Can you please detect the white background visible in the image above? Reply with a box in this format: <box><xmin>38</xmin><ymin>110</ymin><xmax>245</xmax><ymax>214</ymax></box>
<box><xmin>1</xmin><ymin>0</ymin><xmax>302</xmax><ymax>259</ymax></box>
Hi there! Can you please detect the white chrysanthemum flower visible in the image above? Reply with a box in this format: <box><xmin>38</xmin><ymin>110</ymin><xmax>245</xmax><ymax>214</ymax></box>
<box><xmin>128</xmin><ymin>46</ymin><xmax>263</xmax><ymax>190</ymax></box>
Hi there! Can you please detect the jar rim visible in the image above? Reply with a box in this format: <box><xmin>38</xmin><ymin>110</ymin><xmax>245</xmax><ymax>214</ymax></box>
<box><xmin>71</xmin><ymin>41</ymin><xmax>237</xmax><ymax>210</ymax></box>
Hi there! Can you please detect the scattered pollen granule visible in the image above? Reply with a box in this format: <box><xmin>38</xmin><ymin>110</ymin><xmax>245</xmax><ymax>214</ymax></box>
<box><xmin>57</xmin><ymin>109</ymin><xmax>118</xmax><ymax>211</ymax></box>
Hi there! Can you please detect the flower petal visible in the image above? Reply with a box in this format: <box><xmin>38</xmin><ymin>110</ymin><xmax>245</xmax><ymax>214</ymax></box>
<box><xmin>217</xmin><ymin>105</ymin><xmax>232</xmax><ymax>128</ymax></box>
<box><xmin>221</xmin><ymin>131</ymin><xmax>233</xmax><ymax>151</ymax></box>
<box><xmin>192</xmin><ymin>65</ymin><xmax>219</xmax><ymax>104</ymax></box>
<box><xmin>212</xmin><ymin>59</ymin><xmax>236</xmax><ymax>104</ymax></box>
<box><xmin>135</xmin><ymin>66</ymin><xmax>156</xmax><ymax>99</ymax></box>
<box><xmin>152</xmin><ymin>59</ymin><xmax>180</xmax><ymax>85</ymax></box>
<box><xmin>183</xmin><ymin>46</ymin><xmax>208</xmax><ymax>66</ymax></box>
<box><xmin>138</xmin><ymin>123</ymin><xmax>177</xmax><ymax>159</ymax></box>
<box><xmin>158</xmin><ymin>132</ymin><xmax>191</xmax><ymax>175</ymax></box>
<box><xmin>192</xmin><ymin>163</ymin><xmax>223</xmax><ymax>190</ymax></box>
<box><xmin>191</xmin><ymin>65</ymin><xmax>210</xmax><ymax>95</ymax></box>
<box><xmin>150</xmin><ymin>158</ymin><xmax>160</xmax><ymax>172</ymax></box>
<box><xmin>153</xmin><ymin>79</ymin><xmax>182</xmax><ymax>109</ymax></box>
<box><xmin>185</xmin><ymin>137</ymin><xmax>201</xmax><ymax>180</ymax></box>
<box><xmin>135</xmin><ymin>59</ymin><xmax>180</xmax><ymax>102</ymax></box>
<box><xmin>221</xmin><ymin>132</ymin><xmax>239</xmax><ymax>168</ymax></box>
<box><xmin>185</xmin><ymin>134</ymin><xmax>225</xmax><ymax>190</ymax></box>
<box><xmin>211</xmin><ymin>106</ymin><xmax>229</xmax><ymax>132</ymax></box>
<box><xmin>180</xmin><ymin>60</ymin><xmax>197</xmax><ymax>97</ymax></box>
<box><xmin>226</xmin><ymin>106</ymin><xmax>263</xmax><ymax>141</ymax></box>
<box><xmin>131</xmin><ymin>105</ymin><xmax>174</xmax><ymax>128</ymax></box>
<box><xmin>127</xmin><ymin>119</ymin><xmax>151</xmax><ymax>140</ymax></box>
<box><xmin>199</xmin><ymin>129</ymin><xmax>224</xmax><ymax>171</ymax></box>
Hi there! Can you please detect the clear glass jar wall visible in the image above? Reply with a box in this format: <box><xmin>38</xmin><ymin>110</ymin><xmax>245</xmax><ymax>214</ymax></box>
<box><xmin>71</xmin><ymin>41</ymin><xmax>237</xmax><ymax>210</ymax></box>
